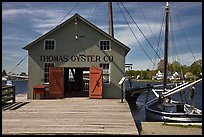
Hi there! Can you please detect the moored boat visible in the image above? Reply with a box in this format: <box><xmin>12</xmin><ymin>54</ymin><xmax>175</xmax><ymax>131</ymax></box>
<box><xmin>144</xmin><ymin>2</ymin><xmax>202</xmax><ymax>122</ymax></box>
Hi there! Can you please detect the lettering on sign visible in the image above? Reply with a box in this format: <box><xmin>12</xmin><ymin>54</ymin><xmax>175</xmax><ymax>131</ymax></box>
<box><xmin>40</xmin><ymin>54</ymin><xmax>114</xmax><ymax>62</ymax></box>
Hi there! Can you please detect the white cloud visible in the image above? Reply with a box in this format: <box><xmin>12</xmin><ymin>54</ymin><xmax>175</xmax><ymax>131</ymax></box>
<box><xmin>2</xmin><ymin>2</ymin><xmax>202</xmax><ymax>73</ymax></box>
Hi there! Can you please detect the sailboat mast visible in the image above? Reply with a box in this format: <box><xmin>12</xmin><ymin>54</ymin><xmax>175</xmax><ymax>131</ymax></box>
<box><xmin>108</xmin><ymin>2</ymin><xmax>114</xmax><ymax>37</ymax></box>
<box><xmin>163</xmin><ymin>2</ymin><xmax>170</xmax><ymax>93</ymax></box>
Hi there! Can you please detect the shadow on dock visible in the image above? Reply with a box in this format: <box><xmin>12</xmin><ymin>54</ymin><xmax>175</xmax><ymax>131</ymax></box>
<box><xmin>2</xmin><ymin>102</ymin><xmax>30</xmax><ymax>111</ymax></box>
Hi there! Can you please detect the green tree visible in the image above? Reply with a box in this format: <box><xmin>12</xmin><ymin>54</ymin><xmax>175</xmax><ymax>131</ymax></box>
<box><xmin>190</xmin><ymin>60</ymin><xmax>202</xmax><ymax>78</ymax></box>
<box><xmin>169</xmin><ymin>61</ymin><xmax>182</xmax><ymax>73</ymax></box>
<box><xmin>125</xmin><ymin>70</ymin><xmax>136</xmax><ymax>79</ymax></box>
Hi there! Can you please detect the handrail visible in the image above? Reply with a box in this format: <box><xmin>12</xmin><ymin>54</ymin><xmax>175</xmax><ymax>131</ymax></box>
<box><xmin>2</xmin><ymin>85</ymin><xmax>16</xmax><ymax>103</ymax></box>
<box><xmin>163</xmin><ymin>78</ymin><xmax>202</xmax><ymax>97</ymax></box>
<box><xmin>163</xmin><ymin>82</ymin><xmax>189</xmax><ymax>96</ymax></box>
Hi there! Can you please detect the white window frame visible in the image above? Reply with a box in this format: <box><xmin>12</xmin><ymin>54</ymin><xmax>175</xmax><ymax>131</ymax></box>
<box><xmin>44</xmin><ymin>39</ymin><xmax>56</xmax><ymax>50</ymax></box>
<box><xmin>99</xmin><ymin>40</ymin><xmax>111</xmax><ymax>51</ymax></box>
<box><xmin>100</xmin><ymin>63</ymin><xmax>110</xmax><ymax>84</ymax></box>
<box><xmin>43</xmin><ymin>62</ymin><xmax>55</xmax><ymax>84</ymax></box>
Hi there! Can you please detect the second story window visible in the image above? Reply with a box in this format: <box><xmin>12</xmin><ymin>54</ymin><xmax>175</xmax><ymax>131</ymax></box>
<box><xmin>99</xmin><ymin>40</ymin><xmax>111</xmax><ymax>51</ymax></box>
<box><xmin>44</xmin><ymin>39</ymin><xmax>56</xmax><ymax>50</ymax></box>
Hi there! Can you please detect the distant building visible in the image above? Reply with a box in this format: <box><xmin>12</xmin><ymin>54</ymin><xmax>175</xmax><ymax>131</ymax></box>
<box><xmin>125</xmin><ymin>64</ymin><xmax>133</xmax><ymax>71</ymax></box>
<box><xmin>152</xmin><ymin>71</ymin><xmax>180</xmax><ymax>80</ymax></box>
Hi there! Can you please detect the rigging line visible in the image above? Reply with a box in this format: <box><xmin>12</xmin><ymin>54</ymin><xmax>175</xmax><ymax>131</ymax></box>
<box><xmin>90</xmin><ymin>2</ymin><xmax>100</xmax><ymax>23</ymax></box>
<box><xmin>8</xmin><ymin>55</ymin><xmax>28</xmax><ymax>75</ymax></box>
<box><xmin>137</xmin><ymin>3</ymin><xmax>163</xmax><ymax>70</ymax></box>
<box><xmin>169</xmin><ymin>13</ymin><xmax>177</xmax><ymax>66</ymax></box>
<box><xmin>117</xmin><ymin>2</ymin><xmax>156</xmax><ymax>67</ymax></box>
<box><xmin>152</xmin><ymin>12</ymin><xmax>165</xmax><ymax>70</ymax></box>
<box><xmin>56</xmin><ymin>2</ymin><xmax>79</xmax><ymax>26</ymax></box>
<box><xmin>87</xmin><ymin>2</ymin><xmax>97</xmax><ymax>20</ymax></box>
<box><xmin>137</xmin><ymin>3</ymin><xmax>158</xmax><ymax>46</ymax></box>
<box><xmin>173</xmin><ymin>6</ymin><xmax>197</xmax><ymax>63</ymax></box>
<box><xmin>169</xmin><ymin>13</ymin><xmax>184</xmax><ymax>80</ymax></box>
<box><xmin>120</xmin><ymin>2</ymin><xmax>163</xmax><ymax>62</ymax></box>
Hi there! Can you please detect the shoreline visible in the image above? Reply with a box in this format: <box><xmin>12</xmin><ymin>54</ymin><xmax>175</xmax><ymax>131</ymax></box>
<box><xmin>133</xmin><ymin>79</ymin><xmax>197</xmax><ymax>83</ymax></box>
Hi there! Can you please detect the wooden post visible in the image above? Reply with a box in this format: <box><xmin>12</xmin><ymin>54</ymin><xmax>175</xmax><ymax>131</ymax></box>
<box><xmin>121</xmin><ymin>83</ymin><xmax>123</xmax><ymax>103</ymax></box>
<box><xmin>13</xmin><ymin>86</ymin><xmax>16</xmax><ymax>103</ymax></box>
<box><xmin>108</xmin><ymin>2</ymin><xmax>114</xmax><ymax>37</ymax></box>
<box><xmin>163</xmin><ymin>2</ymin><xmax>170</xmax><ymax>94</ymax></box>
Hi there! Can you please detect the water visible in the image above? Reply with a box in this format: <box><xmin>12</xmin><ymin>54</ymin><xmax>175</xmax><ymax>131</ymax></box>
<box><xmin>2</xmin><ymin>80</ymin><xmax>28</xmax><ymax>94</ymax></box>
<box><xmin>125</xmin><ymin>80</ymin><xmax>202</xmax><ymax>122</ymax></box>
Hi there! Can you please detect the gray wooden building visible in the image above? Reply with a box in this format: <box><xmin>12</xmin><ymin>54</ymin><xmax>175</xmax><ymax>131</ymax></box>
<box><xmin>23</xmin><ymin>13</ymin><xmax>130</xmax><ymax>99</ymax></box>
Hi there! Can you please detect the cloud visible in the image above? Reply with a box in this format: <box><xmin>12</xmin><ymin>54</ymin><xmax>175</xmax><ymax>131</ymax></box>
<box><xmin>2</xmin><ymin>2</ymin><xmax>202</xmax><ymax>73</ymax></box>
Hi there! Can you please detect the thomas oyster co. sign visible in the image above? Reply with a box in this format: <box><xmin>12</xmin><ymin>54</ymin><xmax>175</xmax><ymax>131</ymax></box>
<box><xmin>40</xmin><ymin>54</ymin><xmax>114</xmax><ymax>62</ymax></box>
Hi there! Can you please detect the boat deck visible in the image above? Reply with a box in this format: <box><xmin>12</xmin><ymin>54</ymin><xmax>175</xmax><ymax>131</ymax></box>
<box><xmin>2</xmin><ymin>94</ymin><xmax>138</xmax><ymax>135</ymax></box>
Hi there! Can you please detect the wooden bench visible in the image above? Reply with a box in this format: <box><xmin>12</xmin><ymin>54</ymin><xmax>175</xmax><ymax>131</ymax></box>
<box><xmin>2</xmin><ymin>85</ymin><xmax>16</xmax><ymax>104</ymax></box>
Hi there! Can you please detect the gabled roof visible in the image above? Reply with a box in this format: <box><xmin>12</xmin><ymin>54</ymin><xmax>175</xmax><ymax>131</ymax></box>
<box><xmin>23</xmin><ymin>13</ymin><xmax>130</xmax><ymax>55</ymax></box>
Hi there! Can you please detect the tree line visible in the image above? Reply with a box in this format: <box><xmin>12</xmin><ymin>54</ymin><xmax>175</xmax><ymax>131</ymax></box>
<box><xmin>126</xmin><ymin>59</ymin><xmax>202</xmax><ymax>81</ymax></box>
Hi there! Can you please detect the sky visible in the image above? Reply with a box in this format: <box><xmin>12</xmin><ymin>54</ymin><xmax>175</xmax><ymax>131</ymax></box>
<box><xmin>2</xmin><ymin>2</ymin><xmax>202</xmax><ymax>74</ymax></box>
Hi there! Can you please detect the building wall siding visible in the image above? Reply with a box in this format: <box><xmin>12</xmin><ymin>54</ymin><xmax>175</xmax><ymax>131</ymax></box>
<box><xmin>27</xmin><ymin>16</ymin><xmax>127</xmax><ymax>99</ymax></box>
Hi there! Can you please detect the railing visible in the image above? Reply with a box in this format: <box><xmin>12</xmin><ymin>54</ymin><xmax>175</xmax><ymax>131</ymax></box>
<box><xmin>2</xmin><ymin>85</ymin><xmax>16</xmax><ymax>104</ymax></box>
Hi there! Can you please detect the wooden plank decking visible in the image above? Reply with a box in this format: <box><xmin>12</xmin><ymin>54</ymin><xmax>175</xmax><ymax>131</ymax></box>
<box><xmin>2</xmin><ymin>94</ymin><xmax>138</xmax><ymax>135</ymax></box>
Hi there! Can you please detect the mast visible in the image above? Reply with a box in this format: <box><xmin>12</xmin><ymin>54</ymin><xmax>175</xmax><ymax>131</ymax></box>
<box><xmin>163</xmin><ymin>2</ymin><xmax>170</xmax><ymax>93</ymax></box>
<box><xmin>108</xmin><ymin>2</ymin><xmax>114</xmax><ymax>37</ymax></box>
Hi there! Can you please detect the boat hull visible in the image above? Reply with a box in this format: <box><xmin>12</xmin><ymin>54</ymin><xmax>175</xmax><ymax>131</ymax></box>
<box><xmin>145</xmin><ymin>98</ymin><xmax>202</xmax><ymax>122</ymax></box>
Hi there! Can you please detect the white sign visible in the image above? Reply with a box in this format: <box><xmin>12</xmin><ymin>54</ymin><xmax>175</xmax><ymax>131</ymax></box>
<box><xmin>118</xmin><ymin>77</ymin><xmax>126</xmax><ymax>85</ymax></box>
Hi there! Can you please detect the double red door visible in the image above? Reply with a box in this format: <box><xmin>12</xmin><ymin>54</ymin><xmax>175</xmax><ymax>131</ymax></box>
<box><xmin>49</xmin><ymin>66</ymin><xmax>102</xmax><ymax>99</ymax></box>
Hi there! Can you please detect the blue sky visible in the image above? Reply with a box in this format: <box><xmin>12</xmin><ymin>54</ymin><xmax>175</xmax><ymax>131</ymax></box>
<box><xmin>2</xmin><ymin>2</ymin><xmax>202</xmax><ymax>74</ymax></box>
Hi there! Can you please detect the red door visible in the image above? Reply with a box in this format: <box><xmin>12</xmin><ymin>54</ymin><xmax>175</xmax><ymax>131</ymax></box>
<box><xmin>89</xmin><ymin>66</ymin><xmax>102</xmax><ymax>98</ymax></box>
<box><xmin>49</xmin><ymin>67</ymin><xmax>64</xmax><ymax>99</ymax></box>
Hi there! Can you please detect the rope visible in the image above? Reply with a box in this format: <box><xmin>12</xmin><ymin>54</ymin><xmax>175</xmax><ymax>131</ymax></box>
<box><xmin>90</xmin><ymin>2</ymin><xmax>100</xmax><ymax>23</ymax></box>
<box><xmin>117</xmin><ymin>2</ymin><xmax>156</xmax><ymax>67</ymax></box>
<box><xmin>169</xmin><ymin>13</ymin><xmax>184</xmax><ymax>80</ymax></box>
<box><xmin>172</xmin><ymin>6</ymin><xmax>197</xmax><ymax>63</ymax></box>
<box><xmin>120</xmin><ymin>2</ymin><xmax>163</xmax><ymax>62</ymax></box>
<box><xmin>8</xmin><ymin>55</ymin><xmax>28</xmax><ymax>75</ymax></box>
<box><xmin>152</xmin><ymin>11</ymin><xmax>165</xmax><ymax>70</ymax></box>
<box><xmin>56</xmin><ymin>2</ymin><xmax>79</xmax><ymax>26</ymax></box>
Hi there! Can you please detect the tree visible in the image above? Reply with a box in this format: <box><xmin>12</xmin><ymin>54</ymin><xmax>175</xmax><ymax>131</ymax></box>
<box><xmin>2</xmin><ymin>70</ymin><xmax>7</xmax><ymax>76</ymax></box>
<box><xmin>169</xmin><ymin>61</ymin><xmax>182</xmax><ymax>73</ymax></box>
<box><xmin>157</xmin><ymin>59</ymin><xmax>164</xmax><ymax>71</ymax></box>
<box><xmin>157</xmin><ymin>59</ymin><xmax>171</xmax><ymax>72</ymax></box>
<box><xmin>190</xmin><ymin>60</ymin><xmax>202</xmax><ymax>78</ymax></box>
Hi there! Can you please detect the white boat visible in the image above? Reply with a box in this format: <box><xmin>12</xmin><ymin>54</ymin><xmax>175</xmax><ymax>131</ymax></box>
<box><xmin>6</xmin><ymin>80</ymin><xmax>13</xmax><ymax>86</ymax></box>
<box><xmin>145</xmin><ymin>2</ymin><xmax>202</xmax><ymax>122</ymax></box>
<box><xmin>2</xmin><ymin>77</ymin><xmax>7</xmax><ymax>81</ymax></box>
<box><xmin>145</xmin><ymin>80</ymin><xmax>202</xmax><ymax>122</ymax></box>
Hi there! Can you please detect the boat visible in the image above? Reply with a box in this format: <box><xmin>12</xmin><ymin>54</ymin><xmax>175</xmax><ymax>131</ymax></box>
<box><xmin>144</xmin><ymin>2</ymin><xmax>202</xmax><ymax>122</ymax></box>
<box><xmin>125</xmin><ymin>83</ymin><xmax>153</xmax><ymax>106</ymax></box>
<box><xmin>5</xmin><ymin>80</ymin><xmax>13</xmax><ymax>86</ymax></box>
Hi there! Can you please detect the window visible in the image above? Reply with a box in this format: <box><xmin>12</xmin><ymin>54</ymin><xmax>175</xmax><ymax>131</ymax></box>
<box><xmin>100</xmin><ymin>64</ymin><xmax>110</xmax><ymax>84</ymax></box>
<box><xmin>99</xmin><ymin>40</ymin><xmax>111</xmax><ymax>51</ymax></box>
<box><xmin>44</xmin><ymin>62</ymin><xmax>55</xmax><ymax>83</ymax></box>
<box><xmin>44</xmin><ymin>39</ymin><xmax>56</xmax><ymax>50</ymax></box>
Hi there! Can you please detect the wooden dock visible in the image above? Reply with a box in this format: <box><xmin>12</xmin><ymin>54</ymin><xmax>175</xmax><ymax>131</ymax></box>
<box><xmin>2</xmin><ymin>94</ymin><xmax>138</xmax><ymax>135</ymax></box>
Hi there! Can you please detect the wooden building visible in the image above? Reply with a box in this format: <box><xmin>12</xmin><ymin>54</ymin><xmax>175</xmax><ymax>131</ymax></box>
<box><xmin>23</xmin><ymin>13</ymin><xmax>130</xmax><ymax>99</ymax></box>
